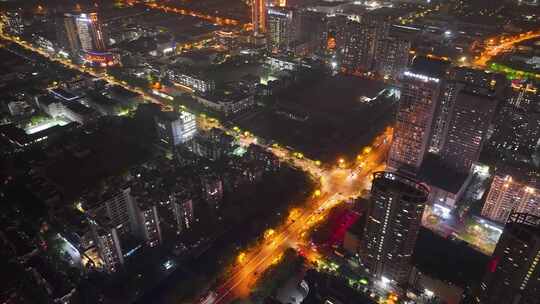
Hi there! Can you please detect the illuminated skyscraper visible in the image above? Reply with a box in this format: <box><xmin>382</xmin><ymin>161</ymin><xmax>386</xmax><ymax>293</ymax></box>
<box><xmin>388</xmin><ymin>57</ymin><xmax>450</xmax><ymax>176</ymax></box>
<box><xmin>361</xmin><ymin>172</ymin><xmax>429</xmax><ymax>286</ymax></box>
<box><xmin>479</xmin><ymin>213</ymin><xmax>540</xmax><ymax>304</ymax></box>
<box><xmin>430</xmin><ymin>67</ymin><xmax>504</xmax><ymax>158</ymax></box>
<box><xmin>428</xmin><ymin>81</ymin><xmax>460</xmax><ymax>154</ymax></box>
<box><xmin>252</xmin><ymin>0</ymin><xmax>267</xmax><ymax>35</ymax></box>
<box><xmin>439</xmin><ymin>89</ymin><xmax>498</xmax><ymax>173</ymax></box>
<box><xmin>374</xmin><ymin>35</ymin><xmax>411</xmax><ymax>79</ymax></box>
<box><xmin>266</xmin><ymin>7</ymin><xmax>296</xmax><ymax>52</ymax></box>
<box><xmin>74</xmin><ymin>12</ymin><xmax>106</xmax><ymax>52</ymax></box>
<box><xmin>482</xmin><ymin>173</ymin><xmax>540</xmax><ymax>223</ymax></box>
<box><xmin>59</xmin><ymin>12</ymin><xmax>106</xmax><ymax>60</ymax></box>
<box><xmin>341</xmin><ymin>10</ymin><xmax>392</xmax><ymax>73</ymax></box>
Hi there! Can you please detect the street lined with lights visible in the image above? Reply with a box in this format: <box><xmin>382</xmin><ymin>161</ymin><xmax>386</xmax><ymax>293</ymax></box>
<box><xmin>474</xmin><ymin>30</ymin><xmax>540</xmax><ymax>67</ymax></box>
<box><xmin>202</xmin><ymin>128</ymin><xmax>393</xmax><ymax>304</ymax></box>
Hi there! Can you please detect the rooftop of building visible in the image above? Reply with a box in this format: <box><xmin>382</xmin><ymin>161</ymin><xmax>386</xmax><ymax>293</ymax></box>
<box><xmin>49</xmin><ymin>88</ymin><xmax>80</xmax><ymax>101</ymax></box>
<box><xmin>201</xmin><ymin>85</ymin><xmax>252</xmax><ymax>104</ymax></box>
<box><xmin>506</xmin><ymin>213</ymin><xmax>540</xmax><ymax>237</ymax></box>
<box><xmin>82</xmin><ymin>176</ymin><xmax>131</xmax><ymax>210</ymax></box>
<box><xmin>172</xmin><ymin>49</ymin><xmax>225</xmax><ymax>69</ymax></box>
<box><xmin>409</xmin><ymin>56</ymin><xmax>451</xmax><ymax>79</ymax></box>
<box><xmin>156</xmin><ymin>110</ymin><xmax>181</xmax><ymax>122</ymax></box>
<box><xmin>38</xmin><ymin>94</ymin><xmax>61</xmax><ymax>106</ymax></box>
<box><xmin>493</xmin><ymin>167</ymin><xmax>540</xmax><ymax>189</ymax></box>
<box><xmin>419</xmin><ymin>153</ymin><xmax>470</xmax><ymax>194</ymax></box>
<box><xmin>0</xmin><ymin>122</ymin><xmax>77</xmax><ymax>147</ymax></box>
<box><xmin>118</xmin><ymin>37</ymin><xmax>157</xmax><ymax>53</ymax></box>
<box><xmin>413</xmin><ymin>227</ymin><xmax>489</xmax><ymax>288</ymax></box>
<box><xmin>456</xmin><ymin>88</ymin><xmax>500</xmax><ymax>108</ymax></box>
<box><xmin>87</xmin><ymin>91</ymin><xmax>117</xmax><ymax>106</ymax></box>
<box><xmin>372</xmin><ymin>171</ymin><xmax>429</xmax><ymax>199</ymax></box>
<box><xmin>64</xmin><ymin>101</ymin><xmax>97</xmax><ymax>116</ymax></box>
<box><xmin>109</xmin><ymin>85</ymin><xmax>141</xmax><ymax>99</ymax></box>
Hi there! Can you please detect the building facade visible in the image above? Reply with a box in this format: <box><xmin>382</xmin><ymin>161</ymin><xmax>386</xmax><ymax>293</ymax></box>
<box><xmin>267</xmin><ymin>7</ymin><xmax>296</xmax><ymax>53</ymax></box>
<box><xmin>2</xmin><ymin>11</ymin><xmax>24</xmax><ymax>36</ymax></box>
<box><xmin>171</xmin><ymin>195</ymin><xmax>194</xmax><ymax>234</ymax></box>
<box><xmin>361</xmin><ymin>171</ymin><xmax>429</xmax><ymax>286</ymax></box>
<box><xmin>428</xmin><ymin>81</ymin><xmax>460</xmax><ymax>154</ymax></box>
<box><xmin>482</xmin><ymin>174</ymin><xmax>540</xmax><ymax>223</ymax></box>
<box><xmin>374</xmin><ymin>36</ymin><xmax>411</xmax><ymax>79</ymax></box>
<box><xmin>74</xmin><ymin>12</ymin><xmax>106</xmax><ymax>53</ymax></box>
<box><xmin>59</xmin><ymin>12</ymin><xmax>107</xmax><ymax>63</ymax></box>
<box><xmin>89</xmin><ymin>222</ymin><xmax>124</xmax><ymax>273</ymax></box>
<box><xmin>439</xmin><ymin>89</ymin><xmax>498</xmax><ymax>173</ymax></box>
<box><xmin>479</xmin><ymin>213</ymin><xmax>540</xmax><ymax>304</ymax></box>
<box><xmin>155</xmin><ymin>111</ymin><xmax>198</xmax><ymax>148</ymax></box>
<box><xmin>252</xmin><ymin>0</ymin><xmax>267</xmax><ymax>36</ymax></box>
<box><xmin>388</xmin><ymin>57</ymin><xmax>449</xmax><ymax>176</ymax></box>
<box><xmin>166</xmin><ymin>69</ymin><xmax>216</xmax><ymax>93</ymax></box>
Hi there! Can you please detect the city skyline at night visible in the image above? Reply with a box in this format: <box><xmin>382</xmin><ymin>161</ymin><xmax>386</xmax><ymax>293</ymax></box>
<box><xmin>0</xmin><ymin>1</ymin><xmax>539</xmax><ymax>304</ymax></box>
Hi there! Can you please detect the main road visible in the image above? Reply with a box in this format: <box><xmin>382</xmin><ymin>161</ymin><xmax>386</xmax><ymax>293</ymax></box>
<box><xmin>201</xmin><ymin>128</ymin><xmax>393</xmax><ymax>304</ymax></box>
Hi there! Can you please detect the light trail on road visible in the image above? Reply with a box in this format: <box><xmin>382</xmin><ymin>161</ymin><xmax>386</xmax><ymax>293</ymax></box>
<box><xmin>474</xmin><ymin>30</ymin><xmax>540</xmax><ymax>67</ymax></box>
<box><xmin>201</xmin><ymin>128</ymin><xmax>393</xmax><ymax>304</ymax></box>
<box><xmin>126</xmin><ymin>0</ymin><xmax>242</xmax><ymax>26</ymax></box>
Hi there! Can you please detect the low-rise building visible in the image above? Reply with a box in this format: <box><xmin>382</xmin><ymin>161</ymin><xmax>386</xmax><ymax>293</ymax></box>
<box><xmin>155</xmin><ymin>110</ymin><xmax>198</xmax><ymax>148</ymax></box>
<box><xmin>167</xmin><ymin>68</ymin><xmax>216</xmax><ymax>93</ymax></box>
<box><xmin>194</xmin><ymin>88</ymin><xmax>254</xmax><ymax>116</ymax></box>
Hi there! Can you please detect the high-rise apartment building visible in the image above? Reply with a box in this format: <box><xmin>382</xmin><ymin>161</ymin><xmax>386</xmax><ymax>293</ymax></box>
<box><xmin>482</xmin><ymin>173</ymin><xmax>540</xmax><ymax>223</ymax></box>
<box><xmin>340</xmin><ymin>20</ymin><xmax>365</xmax><ymax>72</ymax></box>
<box><xmin>267</xmin><ymin>7</ymin><xmax>296</xmax><ymax>53</ymax></box>
<box><xmin>74</xmin><ymin>12</ymin><xmax>106</xmax><ymax>52</ymax></box>
<box><xmin>87</xmin><ymin>186</ymin><xmax>136</xmax><ymax>236</ymax></box>
<box><xmin>427</xmin><ymin>67</ymin><xmax>502</xmax><ymax>173</ymax></box>
<box><xmin>58</xmin><ymin>12</ymin><xmax>106</xmax><ymax>61</ymax></box>
<box><xmin>361</xmin><ymin>172</ymin><xmax>429</xmax><ymax>286</ymax></box>
<box><xmin>428</xmin><ymin>81</ymin><xmax>461</xmax><ymax>154</ymax></box>
<box><xmin>341</xmin><ymin>11</ymin><xmax>392</xmax><ymax>73</ymax></box>
<box><xmin>479</xmin><ymin>213</ymin><xmax>540</xmax><ymax>304</ymax></box>
<box><xmin>388</xmin><ymin>57</ymin><xmax>450</xmax><ymax>176</ymax></box>
<box><xmin>439</xmin><ymin>89</ymin><xmax>498</xmax><ymax>173</ymax></box>
<box><xmin>252</xmin><ymin>0</ymin><xmax>267</xmax><ymax>36</ymax></box>
<box><xmin>374</xmin><ymin>35</ymin><xmax>411</xmax><ymax>79</ymax></box>
<box><xmin>295</xmin><ymin>9</ymin><xmax>327</xmax><ymax>55</ymax></box>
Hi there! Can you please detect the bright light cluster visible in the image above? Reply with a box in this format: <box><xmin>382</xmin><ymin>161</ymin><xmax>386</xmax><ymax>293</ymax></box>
<box><xmin>403</xmin><ymin>71</ymin><xmax>440</xmax><ymax>83</ymax></box>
